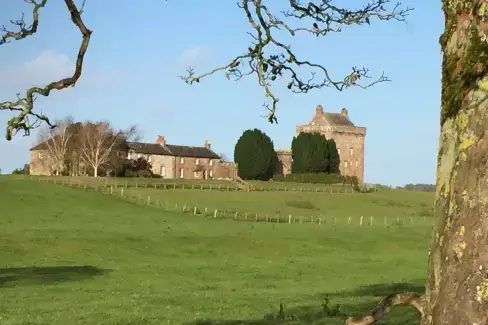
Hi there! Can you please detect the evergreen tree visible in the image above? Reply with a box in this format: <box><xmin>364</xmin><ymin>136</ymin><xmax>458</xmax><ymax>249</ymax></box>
<box><xmin>291</xmin><ymin>132</ymin><xmax>329</xmax><ymax>173</ymax></box>
<box><xmin>234</xmin><ymin>129</ymin><xmax>276</xmax><ymax>180</ymax></box>
<box><xmin>327</xmin><ymin>139</ymin><xmax>340</xmax><ymax>174</ymax></box>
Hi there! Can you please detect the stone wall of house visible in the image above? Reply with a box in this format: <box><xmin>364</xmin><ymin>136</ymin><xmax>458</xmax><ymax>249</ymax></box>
<box><xmin>175</xmin><ymin>156</ymin><xmax>221</xmax><ymax>180</ymax></box>
<box><xmin>287</xmin><ymin>107</ymin><xmax>367</xmax><ymax>183</ymax></box>
<box><xmin>328</xmin><ymin>131</ymin><xmax>365</xmax><ymax>182</ymax></box>
<box><xmin>29</xmin><ymin>150</ymin><xmax>53</xmax><ymax>176</ymax></box>
<box><xmin>150</xmin><ymin>155</ymin><xmax>175</xmax><ymax>179</ymax></box>
<box><xmin>275</xmin><ymin>149</ymin><xmax>292</xmax><ymax>175</ymax></box>
<box><xmin>214</xmin><ymin>161</ymin><xmax>238</xmax><ymax>180</ymax></box>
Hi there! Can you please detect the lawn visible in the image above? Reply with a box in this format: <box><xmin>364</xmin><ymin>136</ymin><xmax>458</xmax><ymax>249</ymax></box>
<box><xmin>0</xmin><ymin>176</ymin><xmax>430</xmax><ymax>325</ymax></box>
<box><xmin>120</xmin><ymin>186</ymin><xmax>434</xmax><ymax>224</ymax></box>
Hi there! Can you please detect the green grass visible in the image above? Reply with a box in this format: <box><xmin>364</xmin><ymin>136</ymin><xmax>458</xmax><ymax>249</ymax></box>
<box><xmin>122</xmin><ymin>186</ymin><xmax>434</xmax><ymax>222</ymax></box>
<box><xmin>29</xmin><ymin>175</ymin><xmax>234</xmax><ymax>186</ymax></box>
<box><xmin>0</xmin><ymin>176</ymin><xmax>429</xmax><ymax>325</ymax></box>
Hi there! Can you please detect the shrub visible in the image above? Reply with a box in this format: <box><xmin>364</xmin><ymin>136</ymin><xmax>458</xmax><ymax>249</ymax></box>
<box><xmin>274</xmin><ymin>173</ymin><xmax>342</xmax><ymax>184</ymax></box>
<box><xmin>234</xmin><ymin>128</ymin><xmax>276</xmax><ymax>181</ymax></box>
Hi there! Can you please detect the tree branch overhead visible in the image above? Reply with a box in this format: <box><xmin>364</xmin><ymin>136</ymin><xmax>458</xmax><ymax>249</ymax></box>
<box><xmin>0</xmin><ymin>0</ymin><xmax>91</xmax><ymax>140</ymax></box>
<box><xmin>181</xmin><ymin>0</ymin><xmax>412</xmax><ymax>123</ymax></box>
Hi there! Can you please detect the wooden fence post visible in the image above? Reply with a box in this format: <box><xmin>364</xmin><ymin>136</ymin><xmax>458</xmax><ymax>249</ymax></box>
<box><xmin>360</xmin><ymin>216</ymin><xmax>363</xmax><ymax>226</ymax></box>
<box><xmin>288</xmin><ymin>214</ymin><xmax>292</xmax><ymax>224</ymax></box>
<box><xmin>194</xmin><ymin>207</ymin><xmax>197</xmax><ymax>215</ymax></box>
<box><xmin>214</xmin><ymin>209</ymin><xmax>218</xmax><ymax>218</ymax></box>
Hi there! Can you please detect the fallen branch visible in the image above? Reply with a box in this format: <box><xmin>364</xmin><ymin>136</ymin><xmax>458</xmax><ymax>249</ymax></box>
<box><xmin>343</xmin><ymin>292</ymin><xmax>424</xmax><ymax>325</ymax></box>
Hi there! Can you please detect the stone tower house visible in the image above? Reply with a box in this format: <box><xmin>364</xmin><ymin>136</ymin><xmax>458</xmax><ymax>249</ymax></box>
<box><xmin>276</xmin><ymin>105</ymin><xmax>366</xmax><ymax>183</ymax></box>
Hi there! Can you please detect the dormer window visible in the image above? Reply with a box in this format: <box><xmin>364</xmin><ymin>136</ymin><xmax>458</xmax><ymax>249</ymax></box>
<box><xmin>180</xmin><ymin>157</ymin><xmax>184</xmax><ymax>164</ymax></box>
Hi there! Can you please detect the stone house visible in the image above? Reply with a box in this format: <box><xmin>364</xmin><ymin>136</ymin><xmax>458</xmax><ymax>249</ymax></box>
<box><xmin>29</xmin><ymin>135</ymin><xmax>238</xmax><ymax>180</ymax></box>
<box><xmin>127</xmin><ymin>136</ymin><xmax>237</xmax><ymax>180</ymax></box>
<box><xmin>276</xmin><ymin>105</ymin><xmax>366</xmax><ymax>183</ymax></box>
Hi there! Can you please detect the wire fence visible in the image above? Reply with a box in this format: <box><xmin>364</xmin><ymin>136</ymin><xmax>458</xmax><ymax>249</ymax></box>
<box><xmin>33</xmin><ymin>177</ymin><xmax>432</xmax><ymax>227</ymax></box>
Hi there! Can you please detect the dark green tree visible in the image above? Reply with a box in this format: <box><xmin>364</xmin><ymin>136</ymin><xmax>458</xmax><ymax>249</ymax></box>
<box><xmin>234</xmin><ymin>129</ymin><xmax>276</xmax><ymax>180</ymax></box>
<box><xmin>291</xmin><ymin>132</ymin><xmax>329</xmax><ymax>173</ymax></box>
<box><xmin>327</xmin><ymin>139</ymin><xmax>340</xmax><ymax>174</ymax></box>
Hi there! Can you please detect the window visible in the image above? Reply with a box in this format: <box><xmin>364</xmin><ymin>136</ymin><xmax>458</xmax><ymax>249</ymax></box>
<box><xmin>196</xmin><ymin>159</ymin><xmax>200</xmax><ymax>165</ymax></box>
<box><xmin>160</xmin><ymin>166</ymin><xmax>166</xmax><ymax>177</ymax></box>
<box><xmin>344</xmin><ymin>161</ymin><xmax>348</xmax><ymax>167</ymax></box>
<box><xmin>194</xmin><ymin>171</ymin><xmax>198</xmax><ymax>178</ymax></box>
<box><xmin>209</xmin><ymin>170</ymin><xmax>213</xmax><ymax>178</ymax></box>
<box><xmin>147</xmin><ymin>155</ymin><xmax>152</xmax><ymax>163</ymax></box>
<box><xmin>209</xmin><ymin>159</ymin><xmax>213</xmax><ymax>166</ymax></box>
<box><xmin>179</xmin><ymin>168</ymin><xmax>184</xmax><ymax>178</ymax></box>
<box><xmin>350</xmin><ymin>148</ymin><xmax>354</xmax><ymax>156</ymax></box>
<box><xmin>180</xmin><ymin>157</ymin><xmax>184</xmax><ymax>164</ymax></box>
<box><xmin>38</xmin><ymin>152</ymin><xmax>44</xmax><ymax>159</ymax></box>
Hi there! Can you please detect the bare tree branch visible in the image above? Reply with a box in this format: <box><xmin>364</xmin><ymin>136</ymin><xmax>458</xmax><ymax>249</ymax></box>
<box><xmin>0</xmin><ymin>0</ymin><xmax>48</xmax><ymax>46</ymax></box>
<box><xmin>38</xmin><ymin>116</ymin><xmax>73</xmax><ymax>176</ymax></box>
<box><xmin>80</xmin><ymin>121</ymin><xmax>123</xmax><ymax>177</ymax></box>
<box><xmin>0</xmin><ymin>0</ymin><xmax>92</xmax><ymax>140</ymax></box>
<box><xmin>343</xmin><ymin>292</ymin><xmax>424</xmax><ymax>325</ymax></box>
<box><xmin>181</xmin><ymin>0</ymin><xmax>412</xmax><ymax>123</ymax></box>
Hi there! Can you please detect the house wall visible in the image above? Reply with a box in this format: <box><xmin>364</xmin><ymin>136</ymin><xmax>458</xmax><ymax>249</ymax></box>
<box><xmin>214</xmin><ymin>161</ymin><xmax>238</xmax><ymax>180</ymax></box>
<box><xmin>175</xmin><ymin>156</ymin><xmax>221</xmax><ymax>180</ymax></box>
<box><xmin>29</xmin><ymin>150</ymin><xmax>53</xmax><ymax>176</ymax></box>
<box><xmin>150</xmin><ymin>155</ymin><xmax>175</xmax><ymax>179</ymax></box>
<box><xmin>290</xmin><ymin>115</ymin><xmax>366</xmax><ymax>183</ymax></box>
<box><xmin>275</xmin><ymin>150</ymin><xmax>292</xmax><ymax>175</ymax></box>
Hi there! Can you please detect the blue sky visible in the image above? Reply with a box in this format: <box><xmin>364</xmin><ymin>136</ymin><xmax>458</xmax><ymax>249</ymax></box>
<box><xmin>0</xmin><ymin>0</ymin><xmax>443</xmax><ymax>186</ymax></box>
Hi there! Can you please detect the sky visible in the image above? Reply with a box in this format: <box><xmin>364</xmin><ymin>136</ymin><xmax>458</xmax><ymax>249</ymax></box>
<box><xmin>0</xmin><ymin>0</ymin><xmax>443</xmax><ymax>186</ymax></box>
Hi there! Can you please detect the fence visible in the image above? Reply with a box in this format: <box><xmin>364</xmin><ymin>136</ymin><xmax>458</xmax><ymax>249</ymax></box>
<box><xmin>30</xmin><ymin>176</ymin><xmax>356</xmax><ymax>194</ymax></box>
<box><xmin>33</xmin><ymin>177</ymin><xmax>432</xmax><ymax>227</ymax></box>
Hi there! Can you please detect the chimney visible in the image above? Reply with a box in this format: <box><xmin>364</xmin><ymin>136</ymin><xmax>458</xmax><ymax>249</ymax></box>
<box><xmin>341</xmin><ymin>108</ymin><xmax>348</xmax><ymax>117</ymax></box>
<box><xmin>204</xmin><ymin>140</ymin><xmax>211</xmax><ymax>150</ymax></box>
<box><xmin>315</xmin><ymin>105</ymin><xmax>324</xmax><ymax>115</ymax></box>
<box><xmin>156</xmin><ymin>135</ymin><xmax>166</xmax><ymax>146</ymax></box>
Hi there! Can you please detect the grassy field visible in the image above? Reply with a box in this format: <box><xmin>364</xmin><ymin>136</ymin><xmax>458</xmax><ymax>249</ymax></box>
<box><xmin>1</xmin><ymin>176</ymin><xmax>430</xmax><ymax>325</ymax></box>
<box><xmin>116</xmin><ymin>185</ymin><xmax>434</xmax><ymax>223</ymax></box>
<box><xmin>26</xmin><ymin>175</ymin><xmax>353</xmax><ymax>192</ymax></box>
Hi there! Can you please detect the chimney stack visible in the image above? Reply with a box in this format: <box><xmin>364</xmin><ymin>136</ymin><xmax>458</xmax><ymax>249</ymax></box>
<box><xmin>156</xmin><ymin>135</ymin><xmax>166</xmax><ymax>146</ymax></box>
<box><xmin>341</xmin><ymin>108</ymin><xmax>348</xmax><ymax>117</ymax></box>
<box><xmin>315</xmin><ymin>105</ymin><xmax>324</xmax><ymax>115</ymax></box>
<box><xmin>204</xmin><ymin>140</ymin><xmax>211</xmax><ymax>150</ymax></box>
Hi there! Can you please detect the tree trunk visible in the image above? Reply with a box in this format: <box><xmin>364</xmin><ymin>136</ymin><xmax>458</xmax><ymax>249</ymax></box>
<box><xmin>421</xmin><ymin>1</ymin><xmax>488</xmax><ymax>324</ymax></box>
<box><xmin>94</xmin><ymin>166</ymin><xmax>98</xmax><ymax>177</ymax></box>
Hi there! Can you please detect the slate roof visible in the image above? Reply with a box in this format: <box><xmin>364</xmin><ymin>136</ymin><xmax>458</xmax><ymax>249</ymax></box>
<box><xmin>31</xmin><ymin>139</ymin><xmax>220</xmax><ymax>159</ymax></box>
<box><xmin>127</xmin><ymin>142</ymin><xmax>220</xmax><ymax>159</ymax></box>
<box><xmin>323</xmin><ymin>112</ymin><xmax>355</xmax><ymax>126</ymax></box>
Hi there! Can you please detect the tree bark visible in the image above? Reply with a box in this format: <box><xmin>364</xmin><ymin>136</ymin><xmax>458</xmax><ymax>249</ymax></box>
<box><xmin>94</xmin><ymin>166</ymin><xmax>98</xmax><ymax>178</ymax></box>
<box><xmin>421</xmin><ymin>1</ymin><xmax>488</xmax><ymax>324</ymax></box>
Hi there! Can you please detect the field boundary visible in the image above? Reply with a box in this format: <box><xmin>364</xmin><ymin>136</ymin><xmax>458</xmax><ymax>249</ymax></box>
<box><xmin>27</xmin><ymin>175</ymin><xmax>356</xmax><ymax>194</ymax></box>
<box><xmin>30</xmin><ymin>177</ymin><xmax>432</xmax><ymax>227</ymax></box>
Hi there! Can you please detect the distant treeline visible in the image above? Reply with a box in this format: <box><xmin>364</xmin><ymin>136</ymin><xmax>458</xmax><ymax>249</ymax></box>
<box><xmin>401</xmin><ymin>183</ymin><xmax>436</xmax><ymax>192</ymax></box>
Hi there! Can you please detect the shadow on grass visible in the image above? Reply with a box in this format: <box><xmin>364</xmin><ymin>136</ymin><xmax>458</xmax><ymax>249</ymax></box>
<box><xmin>0</xmin><ymin>265</ymin><xmax>108</xmax><ymax>288</ymax></box>
<box><xmin>187</xmin><ymin>280</ymin><xmax>425</xmax><ymax>325</ymax></box>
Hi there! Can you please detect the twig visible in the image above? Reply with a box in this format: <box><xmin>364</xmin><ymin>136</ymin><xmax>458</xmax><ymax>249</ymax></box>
<box><xmin>0</xmin><ymin>0</ymin><xmax>48</xmax><ymax>45</ymax></box>
<box><xmin>181</xmin><ymin>0</ymin><xmax>412</xmax><ymax>123</ymax></box>
<box><xmin>0</xmin><ymin>0</ymin><xmax>92</xmax><ymax>140</ymax></box>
